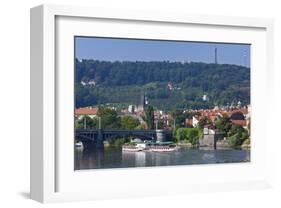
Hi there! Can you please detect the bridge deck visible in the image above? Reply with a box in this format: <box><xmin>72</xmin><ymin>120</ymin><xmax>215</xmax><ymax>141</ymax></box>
<box><xmin>75</xmin><ymin>129</ymin><xmax>171</xmax><ymax>142</ymax></box>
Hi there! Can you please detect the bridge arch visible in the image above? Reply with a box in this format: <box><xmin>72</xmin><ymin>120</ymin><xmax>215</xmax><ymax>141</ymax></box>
<box><xmin>75</xmin><ymin>129</ymin><xmax>172</xmax><ymax>145</ymax></box>
<box><xmin>75</xmin><ymin>130</ymin><xmax>98</xmax><ymax>142</ymax></box>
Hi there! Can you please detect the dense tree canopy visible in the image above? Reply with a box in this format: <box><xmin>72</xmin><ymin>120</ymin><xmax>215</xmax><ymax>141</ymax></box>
<box><xmin>121</xmin><ymin>115</ymin><xmax>140</xmax><ymax>129</ymax></box>
<box><xmin>75</xmin><ymin>59</ymin><xmax>250</xmax><ymax>110</ymax></box>
<box><xmin>75</xmin><ymin>109</ymin><xmax>142</xmax><ymax>130</ymax></box>
<box><xmin>97</xmin><ymin>107</ymin><xmax>121</xmax><ymax>129</ymax></box>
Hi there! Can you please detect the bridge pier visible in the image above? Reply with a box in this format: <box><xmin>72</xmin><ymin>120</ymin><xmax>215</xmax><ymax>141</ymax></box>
<box><xmin>156</xmin><ymin>129</ymin><xmax>166</xmax><ymax>142</ymax></box>
<box><xmin>85</xmin><ymin>140</ymin><xmax>95</xmax><ymax>149</ymax></box>
<box><xmin>199</xmin><ymin>132</ymin><xmax>224</xmax><ymax>149</ymax></box>
<box><xmin>96</xmin><ymin>129</ymin><xmax>104</xmax><ymax>147</ymax></box>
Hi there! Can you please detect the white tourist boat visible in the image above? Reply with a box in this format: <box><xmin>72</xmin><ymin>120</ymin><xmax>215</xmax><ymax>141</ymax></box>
<box><xmin>149</xmin><ymin>146</ymin><xmax>179</xmax><ymax>152</ymax></box>
<box><xmin>122</xmin><ymin>146</ymin><xmax>143</xmax><ymax>152</ymax></box>
<box><xmin>122</xmin><ymin>141</ymin><xmax>179</xmax><ymax>152</ymax></box>
<box><xmin>122</xmin><ymin>143</ymin><xmax>146</xmax><ymax>152</ymax></box>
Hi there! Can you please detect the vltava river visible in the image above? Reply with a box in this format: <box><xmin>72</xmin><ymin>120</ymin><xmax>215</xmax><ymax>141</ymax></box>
<box><xmin>74</xmin><ymin>147</ymin><xmax>250</xmax><ymax>170</ymax></box>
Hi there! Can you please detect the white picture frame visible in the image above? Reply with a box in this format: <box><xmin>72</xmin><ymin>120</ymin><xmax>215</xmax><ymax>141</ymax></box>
<box><xmin>30</xmin><ymin>4</ymin><xmax>274</xmax><ymax>203</ymax></box>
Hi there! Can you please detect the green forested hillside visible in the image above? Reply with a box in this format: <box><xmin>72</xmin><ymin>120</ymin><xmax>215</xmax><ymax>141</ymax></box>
<box><xmin>75</xmin><ymin>59</ymin><xmax>250</xmax><ymax>110</ymax></box>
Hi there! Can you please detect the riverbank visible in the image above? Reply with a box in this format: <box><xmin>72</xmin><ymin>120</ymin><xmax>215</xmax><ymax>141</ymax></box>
<box><xmin>102</xmin><ymin>138</ymin><xmax>248</xmax><ymax>151</ymax></box>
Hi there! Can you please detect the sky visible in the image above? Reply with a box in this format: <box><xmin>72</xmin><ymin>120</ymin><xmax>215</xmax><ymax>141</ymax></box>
<box><xmin>75</xmin><ymin>36</ymin><xmax>250</xmax><ymax>67</ymax></box>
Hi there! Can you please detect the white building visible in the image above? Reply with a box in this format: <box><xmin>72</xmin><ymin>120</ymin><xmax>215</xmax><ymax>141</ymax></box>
<box><xmin>202</xmin><ymin>94</ymin><xmax>208</xmax><ymax>101</ymax></box>
<box><xmin>128</xmin><ymin>105</ymin><xmax>135</xmax><ymax>113</ymax></box>
<box><xmin>192</xmin><ymin>116</ymin><xmax>199</xmax><ymax>127</ymax></box>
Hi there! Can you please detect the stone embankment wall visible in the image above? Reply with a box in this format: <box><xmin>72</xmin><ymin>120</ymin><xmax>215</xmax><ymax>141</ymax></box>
<box><xmin>200</xmin><ymin>133</ymin><xmax>225</xmax><ymax>149</ymax></box>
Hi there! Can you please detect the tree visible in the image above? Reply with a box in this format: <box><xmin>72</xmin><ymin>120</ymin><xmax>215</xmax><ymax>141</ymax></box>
<box><xmin>171</xmin><ymin>109</ymin><xmax>186</xmax><ymax>128</ymax></box>
<box><xmin>75</xmin><ymin>115</ymin><xmax>97</xmax><ymax>129</ymax></box>
<box><xmin>228</xmin><ymin>133</ymin><xmax>242</xmax><ymax>148</ymax></box>
<box><xmin>214</xmin><ymin>115</ymin><xmax>232</xmax><ymax>136</ymax></box>
<box><xmin>156</xmin><ymin>120</ymin><xmax>165</xmax><ymax>129</ymax></box>
<box><xmin>145</xmin><ymin>105</ymin><xmax>155</xmax><ymax>129</ymax></box>
<box><xmin>97</xmin><ymin>107</ymin><xmax>121</xmax><ymax>129</ymax></box>
<box><xmin>135</xmin><ymin>123</ymin><xmax>146</xmax><ymax>130</ymax></box>
<box><xmin>121</xmin><ymin>116</ymin><xmax>140</xmax><ymax>129</ymax></box>
<box><xmin>227</xmin><ymin>125</ymin><xmax>249</xmax><ymax>148</ymax></box>
<box><xmin>198</xmin><ymin>116</ymin><xmax>212</xmax><ymax>129</ymax></box>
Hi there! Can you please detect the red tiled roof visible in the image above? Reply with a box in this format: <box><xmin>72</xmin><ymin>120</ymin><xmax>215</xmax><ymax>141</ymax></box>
<box><xmin>75</xmin><ymin>107</ymin><xmax>98</xmax><ymax>115</ymax></box>
<box><xmin>209</xmin><ymin>115</ymin><xmax>216</xmax><ymax>122</ymax></box>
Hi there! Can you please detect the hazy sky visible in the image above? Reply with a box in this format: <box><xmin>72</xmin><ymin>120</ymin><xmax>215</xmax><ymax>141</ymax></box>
<box><xmin>75</xmin><ymin>36</ymin><xmax>250</xmax><ymax>67</ymax></box>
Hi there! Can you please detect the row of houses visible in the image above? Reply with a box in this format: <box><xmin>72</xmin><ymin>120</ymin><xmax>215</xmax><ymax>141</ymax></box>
<box><xmin>185</xmin><ymin>106</ymin><xmax>250</xmax><ymax>130</ymax></box>
<box><xmin>75</xmin><ymin>105</ymin><xmax>250</xmax><ymax>132</ymax></box>
<box><xmin>74</xmin><ymin>106</ymin><xmax>172</xmax><ymax>126</ymax></box>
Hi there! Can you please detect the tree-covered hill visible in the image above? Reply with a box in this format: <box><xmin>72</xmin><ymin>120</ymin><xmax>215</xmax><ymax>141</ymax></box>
<box><xmin>75</xmin><ymin>59</ymin><xmax>250</xmax><ymax>110</ymax></box>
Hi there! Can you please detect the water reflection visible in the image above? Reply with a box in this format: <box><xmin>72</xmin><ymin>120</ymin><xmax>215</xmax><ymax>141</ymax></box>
<box><xmin>75</xmin><ymin>146</ymin><xmax>250</xmax><ymax>170</ymax></box>
<box><xmin>122</xmin><ymin>151</ymin><xmax>147</xmax><ymax>167</ymax></box>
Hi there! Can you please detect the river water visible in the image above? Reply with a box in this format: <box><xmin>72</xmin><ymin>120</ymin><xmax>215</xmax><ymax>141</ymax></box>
<box><xmin>75</xmin><ymin>146</ymin><xmax>250</xmax><ymax>170</ymax></box>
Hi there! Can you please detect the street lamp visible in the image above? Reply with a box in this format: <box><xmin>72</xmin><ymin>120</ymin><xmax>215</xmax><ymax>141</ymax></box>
<box><xmin>155</xmin><ymin>119</ymin><xmax>158</xmax><ymax>130</ymax></box>
<box><xmin>97</xmin><ymin>116</ymin><xmax>101</xmax><ymax>129</ymax></box>
<box><xmin>84</xmin><ymin>116</ymin><xmax>87</xmax><ymax>129</ymax></box>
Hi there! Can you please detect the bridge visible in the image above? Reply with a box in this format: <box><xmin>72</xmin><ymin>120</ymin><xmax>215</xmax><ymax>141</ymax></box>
<box><xmin>75</xmin><ymin>128</ymin><xmax>172</xmax><ymax>146</ymax></box>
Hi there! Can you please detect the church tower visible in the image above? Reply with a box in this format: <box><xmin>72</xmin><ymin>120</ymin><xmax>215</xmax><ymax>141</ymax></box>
<box><xmin>139</xmin><ymin>92</ymin><xmax>148</xmax><ymax>112</ymax></box>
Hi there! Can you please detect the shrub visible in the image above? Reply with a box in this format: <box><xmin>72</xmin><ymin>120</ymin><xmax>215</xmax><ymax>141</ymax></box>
<box><xmin>176</xmin><ymin>128</ymin><xmax>200</xmax><ymax>146</ymax></box>
<box><xmin>109</xmin><ymin>137</ymin><xmax>128</xmax><ymax>146</ymax></box>
<box><xmin>227</xmin><ymin>133</ymin><xmax>242</xmax><ymax>148</ymax></box>
<box><xmin>227</xmin><ymin>125</ymin><xmax>249</xmax><ymax>148</ymax></box>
